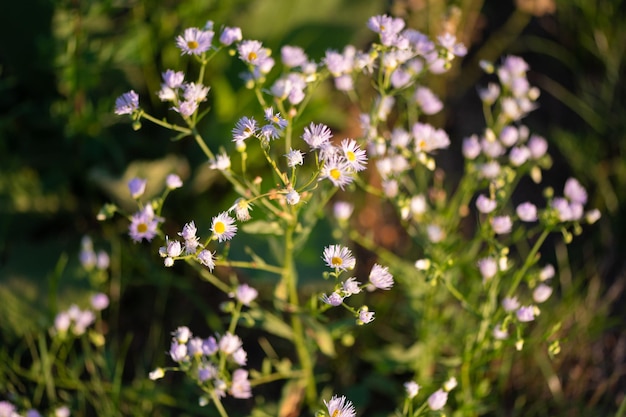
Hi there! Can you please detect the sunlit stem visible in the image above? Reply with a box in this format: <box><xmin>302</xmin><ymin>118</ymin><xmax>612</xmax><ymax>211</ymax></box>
<box><xmin>209</xmin><ymin>389</ymin><xmax>230</xmax><ymax>417</ymax></box>
<box><xmin>140</xmin><ymin>112</ymin><xmax>192</xmax><ymax>135</ymax></box>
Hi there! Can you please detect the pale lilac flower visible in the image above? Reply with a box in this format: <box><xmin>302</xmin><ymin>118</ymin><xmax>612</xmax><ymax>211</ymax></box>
<box><xmin>158</xmin><ymin>69</ymin><xmax>185</xmax><ymax>101</ymax></box>
<box><xmin>490</xmin><ymin>215</ymin><xmax>512</xmax><ymax>234</ymax></box>
<box><xmin>219</xmin><ymin>332</ymin><xmax>242</xmax><ymax>355</ymax></box>
<box><xmin>390</xmin><ymin>68</ymin><xmax>412</xmax><ymax>88</ymax></box>
<box><xmin>516</xmin><ymin>202</ymin><xmax>538</xmax><ymax>222</ymax></box>
<box><xmin>413</xmin><ymin>122</ymin><xmax>450</xmax><ymax>152</ymax></box>
<box><xmin>493</xmin><ymin>323</ymin><xmax>509</xmax><ymax>340</ymax></box>
<box><xmin>54</xmin><ymin>312</ymin><xmax>71</xmax><ymax>333</ymax></box>
<box><xmin>0</xmin><ymin>401</ymin><xmax>17</xmax><ymax>417</ymax></box>
<box><xmin>179</xmin><ymin>221</ymin><xmax>200</xmax><ymax>253</ymax></box>
<box><xmin>320</xmin><ymin>156</ymin><xmax>354</xmax><ymax>189</ymax></box>
<box><xmin>264</xmin><ymin>107</ymin><xmax>288</xmax><ymax>129</ymax></box>
<box><xmin>334</xmin><ymin>201</ymin><xmax>354</xmax><ymax>221</ymax></box>
<box><xmin>176</xmin><ymin>27</ymin><xmax>214</xmax><ymax>55</ymax></box>
<box><xmin>516</xmin><ymin>306</ymin><xmax>536</xmax><ymax>322</ymax></box>
<box><xmin>342</xmin><ymin>277</ymin><xmax>361</xmax><ymax>295</ymax></box>
<box><xmin>129</xmin><ymin>205</ymin><xmax>162</xmax><ymax>243</ymax></box>
<box><xmin>321</xmin><ymin>291</ymin><xmax>344</xmax><ymax>306</ymax></box>
<box><xmin>539</xmin><ymin>264</ymin><xmax>555</xmax><ymax>281</ymax></box>
<box><xmin>480</xmin><ymin>161</ymin><xmax>501</xmax><ymax>179</ymax></box>
<box><xmin>183</xmin><ymin>82</ymin><xmax>210</xmax><ymax>103</ymax></box>
<box><xmin>232</xmin><ymin>116</ymin><xmax>258</xmax><ymax>142</ymax></box>
<box><xmin>501</xmin><ymin>97</ymin><xmax>523</xmax><ymax>121</ymax></box>
<box><xmin>502</xmin><ymin>296</ymin><xmax>520</xmax><ymax>312</ymax></box>
<box><xmin>382</xmin><ymin>179</ymin><xmax>399</xmax><ymax>198</ymax></box>
<box><xmin>96</xmin><ymin>250</ymin><xmax>109</xmax><ymax>270</ymax></box>
<box><xmin>302</xmin><ymin>122</ymin><xmax>333</xmax><ymax>150</ymax></box>
<box><xmin>231</xmin><ymin>369</ymin><xmax>252</xmax><ymax>399</ymax></box>
<box><xmin>528</xmin><ymin>134</ymin><xmax>548</xmax><ymax>159</ymax></box>
<box><xmin>358</xmin><ymin>307</ymin><xmax>375</xmax><ymax>324</ymax></box>
<box><xmin>210</xmin><ymin>151</ymin><xmax>231</xmax><ymax>171</ymax></box>
<box><xmin>114</xmin><ymin>90</ymin><xmax>139</xmax><ymax>115</ymax></box>
<box><xmin>219</xmin><ymin>26</ymin><xmax>242</xmax><ymax>45</ymax></box>
<box><xmin>260</xmin><ymin>124</ymin><xmax>280</xmax><ymax>141</ymax></box>
<box><xmin>340</xmin><ymin>139</ymin><xmax>367</xmax><ymax>172</ymax></box>
<box><xmin>170</xmin><ymin>341</ymin><xmax>188</xmax><ymax>362</ymax></box>
<box><xmin>211</xmin><ymin>212</ymin><xmax>237</xmax><ymax>242</ymax></box>
<box><xmin>149</xmin><ymin>367</ymin><xmax>165</xmax><ymax>380</ymax></box>
<box><xmin>533</xmin><ymin>284</ymin><xmax>553</xmax><ymax>303</ymax></box>
<box><xmin>285</xmin><ymin>148</ymin><xmax>304</xmax><ymax>167</ymax></box>
<box><xmin>324</xmin><ymin>395</ymin><xmax>356</xmax><ymax>417</ymax></box>
<box><xmin>334</xmin><ymin>74</ymin><xmax>354</xmax><ymax>91</ymax></box>
<box><xmin>197</xmin><ymin>250</ymin><xmax>215</xmax><ymax>271</ymax></box>
<box><xmin>323</xmin><ymin>245</ymin><xmax>356</xmax><ymax>271</ymax></box>
<box><xmin>237</xmin><ymin>40</ymin><xmax>269</xmax><ymax>66</ymax></box>
<box><xmin>477</xmin><ymin>257</ymin><xmax>498</xmax><ymax>281</ymax></box>
<box><xmin>232</xmin><ymin>347</ymin><xmax>248</xmax><ymax>366</ymax></box>
<box><xmin>166</xmin><ymin>174</ymin><xmax>183</xmax><ymax>189</ymax></box>
<box><xmin>415</xmin><ymin>86</ymin><xmax>443</xmax><ymax>115</ymax></box>
<box><xmin>509</xmin><ymin>146</ymin><xmax>531</xmax><ymax>166</ymax></box>
<box><xmin>164</xmin><ymin>237</ymin><xmax>183</xmax><ymax>258</ymax></box>
<box><xmin>281</xmin><ymin>45</ymin><xmax>308</xmax><ymax>68</ymax></box>
<box><xmin>462</xmin><ymin>134</ymin><xmax>482</xmax><ymax>160</ymax></box>
<box><xmin>564</xmin><ymin>178</ymin><xmax>588</xmax><ymax>205</ymax></box>
<box><xmin>586</xmin><ymin>208</ymin><xmax>601</xmax><ymax>224</ymax></box>
<box><xmin>202</xmin><ymin>336</ymin><xmax>219</xmax><ymax>355</ymax></box>
<box><xmin>426</xmin><ymin>224</ymin><xmax>445</xmax><ymax>243</ymax></box>
<box><xmin>91</xmin><ymin>293</ymin><xmax>109</xmax><ymax>311</ymax></box>
<box><xmin>444</xmin><ymin>377</ymin><xmax>458</xmax><ymax>391</ymax></box>
<box><xmin>197</xmin><ymin>363</ymin><xmax>217</xmax><ymax>382</ymax></box>
<box><xmin>285</xmin><ymin>189</ymin><xmax>300</xmax><ymax>205</ymax></box>
<box><xmin>499</xmin><ymin>126</ymin><xmax>519</xmax><ymax>147</ymax></box>
<box><xmin>478</xmin><ymin>82</ymin><xmax>500</xmax><ymax>105</ymax></box>
<box><xmin>476</xmin><ymin>194</ymin><xmax>497</xmax><ymax>214</ymax></box>
<box><xmin>369</xmin><ymin>263</ymin><xmax>394</xmax><ymax>290</ymax></box>
<box><xmin>172</xmin><ymin>100</ymin><xmax>198</xmax><ymax>117</ymax></box>
<box><xmin>235</xmin><ymin>283</ymin><xmax>258</xmax><ymax>306</ymax></box>
<box><xmin>324</xmin><ymin>49</ymin><xmax>353</xmax><ymax>77</ymax></box>
<box><xmin>405</xmin><ymin>381</ymin><xmax>420</xmax><ymax>399</ymax></box>
<box><xmin>173</xmin><ymin>326</ymin><xmax>192</xmax><ymax>343</ymax></box>
<box><xmin>54</xmin><ymin>406</ymin><xmax>70</xmax><ymax>417</ymax></box>
<box><xmin>438</xmin><ymin>32</ymin><xmax>467</xmax><ymax>58</ymax></box>
<box><xmin>187</xmin><ymin>337</ymin><xmax>204</xmax><ymax>356</ymax></box>
<box><xmin>481</xmin><ymin>138</ymin><xmax>504</xmax><ymax>158</ymax></box>
<box><xmin>128</xmin><ymin>177</ymin><xmax>147</xmax><ymax>199</ymax></box>
<box><xmin>428</xmin><ymin>389</ymin><xmax>448</xmax><ymax>410</ymax></box>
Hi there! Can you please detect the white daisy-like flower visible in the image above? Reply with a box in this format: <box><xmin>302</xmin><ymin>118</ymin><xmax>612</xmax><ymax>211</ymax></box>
<box><xmin>324</xmin><ymin>395</ymin><xmax>356</xmax><ymax>417</ymax></box>
<box><xmin>369</xmin><ymin>263</ymin><xmax>394</xmax><ymax>290</ymax></box>
<box><xmin>322</xmin><ymin>245</ymin><xmax>356</xmax><ymax>271</ymax></box>
<box><xmin>320</xmin><ymin>156</ymin><xmax>354</xmax><ymax>190</ymax></box>
<box><xmin>341</xmin><ymin>139</ymin><xmax>367</xmax><ymax>171</ymax></box>
<box><xmin>211</xmin><ymin>212</ymin><xmax>237</xmax><ymax>242</ymax></box>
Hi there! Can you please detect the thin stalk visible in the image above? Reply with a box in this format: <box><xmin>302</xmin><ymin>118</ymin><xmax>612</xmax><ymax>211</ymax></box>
<box><xmin>210</xmin><ymin>390</ymin><xmax>230</xmax><ymax>417</ymax></box>
<box><xmin>140</xmin><ymin>112</ymin><xmax>192</xmax><ymax>135</ymax></box>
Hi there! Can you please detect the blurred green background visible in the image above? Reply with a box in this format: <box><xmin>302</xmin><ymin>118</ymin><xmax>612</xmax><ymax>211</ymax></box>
<box><xmin>1</xmin><ymin>0</ymin><xmax>625</xmax><ymax>415</ymax></box>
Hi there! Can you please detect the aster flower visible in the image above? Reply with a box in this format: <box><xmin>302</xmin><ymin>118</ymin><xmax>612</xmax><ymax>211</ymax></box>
<box><xmin>369</xmin><ymin>263</ymin><xmax>394</xmax><ymax>290</ymax></box>
<box><xmin>462</xmin><ymin>134</ymin><xmax>481</xmax><ymax>159</ymax></box>
<box><xmin>516</xmin><ymin>305</ymin><xmax>536</xmax><ymax>322</ymax></box>
<box><xmin>158</xmin><ymin>70</ymin><xmax>185</xmax><ymax>101</ymax></box>
<box><xmin>210</xmin><ymin>151</ymin><xmax>231</xmax><ymax>171</ymax></box>
<box><xmin>477</xmin><ymin>257</ymin><xmax>498</xmax><ymax>282</ymax></box>
<box><xmin>342</xmin><ymin>277</ymin><xmax>361</xmax><ymax>295</ymax></box>
<box><xmin>320</xmin><ymin>156</ymin><xmax>354</xmax><ymax>189</ymax></box>
<box><xmin>490</xmin><ymin>215</ymin><xmax>512</xmax><ymax>234</ymax></box>
<box><xmin>197</xmin><ymin>250</ymin><xmax>215</xmax><ymax>271</ymax></box>
<box><xmin>476</xmin><ymin>194</ymin><xmax>497</xmax><ymax>214</ymax></box>
<box><xmin>302</xmin><ymin>122</ymin><xmax>333</xmax><ymax>150</ymax></box>
<box><xmin>324</xmin><ymin>395</ymin><xmax>356</xmax><ymax>417</ymax></box>
<box><xmin>405</xmin><ymin>381</ymin><xmax>420</xmax><ymax>399</ymax></box>
<box><xmin>211</xmin><ymin>212</ymin><xmax>237</xmax><ymax>242</ymax></box>
<box><xmin>415</xmin><ymin>86</ymin><xmax>443</xmax><ymax>115</ymax></box>
<box><xmin>170</xmin><ymin>340</ymin><xmax>188</xmax><ymax>362</ymax></box>
<box><xmin>334</xmin><ymin>201</ymin><xmax>354</xmax><ymax>221</ymax></box>
<box><xmin>230</xmin><ymin>369</ymin><xmax>252</xmax><ymax>399</ymax></box>
<box><xmin>285</xmin><ymin>148</ymin><xmax>304</xmax><ymax>167</ymax></box>
<box><xmin>564</xmin><ymin>178</ymin><xmax>588</xmax><ymax>205</ymax></box>
<box><xmin>237</xmin><ymin>40</ymin><xmax>270</xmax><ymax>66</ymax></box>
<box><xmin>341</xmin><ymin>139</ymin><xmax>367</xmax><ymax>171</ymax></box>
<box><xmin>357</xmin><ymin>307</ymin><xmax>375</xmax><ymax>324</ymax></box>
<box><xmin>412</xmin><ymin>122</ymin><xmax>450</xmax><ymax>153</ymax></box>
<box><xmin>230</xmin><ymin>198</ymin><xmax>253</xmax><ymax>222</ymax></box>
<box><xmin>114</xmin><ymin>90</ymin><xmax>139</xmax><ymax>115</ymax></box>
<box><xmin>219</xmin><ymin>26</ymin><xmax>242</xmax><ymax>45</ymax></box>
<box><xmin>533</xmin><ymin>284</ymin><xmax>553</xmax><ymax>303</ymax></box>
<box><xmin>172</xmin><ymin>100</ymin><xmax>198</xmax><ymax>117</ymax></box>
<box><xmin>281</xmin><ymin>45</ymin><xmax>308</xmax><ymax>67</ymax></box>
<box><xmin>264</xmin><ymin>107</ymin><xmax>288</xmax><ymax>129</ymax></box>
<box><xmin>502</xmin><ymin>296</ymin><xmax>520</xmax><ymax>312</ymax></box>
<box><xmin>528</xmin><ymin>134</ymin><xmax>548</xmax><ymax>159</ymax></box>
<box><xmin>166</xmin><ymin>173</ymin><xmax>183</xmax><ymax>189</ymax></box>
<box><xmin>176</xmin><ymin>27</ymin><xmax>214</xmax><ymax>55</ymax></box>
<box><xmin>129</xmin><ymin>205</ymin><xmax>163</xmax><ymax>243</ymax></box>
<box><xmin>321</xmin><ymin>291</ymin><xmax>344</xmax><ymax>306</ymax></box>
<box><xmin>428</xmin><ymin>389</ymin><xmax>448</xmax><ymax>410</ymax></box>
<box><xmin>235</xmin><ymin>283</ymin><xmax>258</xmax><ymax>306</ymax></box>
<box><xmin>322</xmin><ymin>245</ymin><xmax>356</xmax><ymax>271</ymax></box>
<box><xmin>91</xmin><ymin>293</ymin><xmax>109</xmax><ymax>311</ymax></box>
<box><xmin>516</xmin><ymin>202</ymin><xmax>538</xmax><ymax>222</ymax></box>
<box><xmin>183</xmin><ymin>82</ymin><xmax>210</xmax><ymax>103</ymax></box>
<box><xmin>285</xmin><ymin>189</ymin><xmax>300</xmax><ymax>205</ymax></box>
<box><xmin>218</xmin><ymin>332</ymin><xmax>242</xmax><ymax>355</ymax></box>
<box><xmin>232</xmin><ymin>116</ymin><xmax>258</xmax><ymax>142</ymax></box>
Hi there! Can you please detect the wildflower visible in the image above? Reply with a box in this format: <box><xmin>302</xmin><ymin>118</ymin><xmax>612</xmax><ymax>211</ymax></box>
<box><xmin>476</xmin><ymin>194</ymin><xmax>497</xmax><ymax>214</ymax></box>
<box><xmin>438</xmin><ymin>32</ymin><xmax>467</xmax><ymax>59</ymax></box>
<box><xmin>342</xmin><ymin>277</ymin><xmax>361</xmax><ymax>295</ymax></box>
<box><xmin>323</xmin><ymin>245</ymin><xmax>356</xmax><ymax>271</ymax></box>
<box><xmin>369</xmin><ymin>263</ymin><xmax>394</xmax><ymax>290</ymax></box>
<box><xmin>91</xmin><ymin>293</ymin><xmax>109</xmax><ymax>311</ymax></box>
<box><xmin>183</xmin><ymin>82</ymin><xmax>210</xmax><ymax>103</ymax></box>
<box><xmin>413</xmin><ymin>122</ymin><xmax>450</xmax><ymax>153</ymax></box>
<box><xmin>232</xmin><ymin>116</ymin><xmax>258</xmax><ymax>142</ymax></box>
<box><xmin>586</xmin><ymin>208</ymin><xmax>601</xmax><ymax>224</ymax></box>
<box><xmin>219</xmin><ymin>332</ymin><xmax>243</xmax><ymax>355</ymax></box>
<box><xmin>516</xmin><ymin>202</ymin><xmax>538</xmax><ymax>222</ymax></box>
<box><xmin>260</xmin><ymin>124</ymin><xmax>281</xmax><ymax>141</ymax></box>
<box><xmin>197</xmin><ymin>250</ymin><xmax>215</xmax><ymax>271</ymax></box>
<box><xmin>481</xmin><ymin>137</ymin><xmax>504</xmax><ymax>158</ymax></box>
<box><xmin>539</xmin><ymin>264</ymin><xmax>555</xmax><ymax>281</ymax></box>
<box><xmin>368</xmin><ymin>14</ymin><xmax>405</xmax><ymax>46</ymax></box>
<box><xmin>415</xmin><ymin>86</ymin><xmax>443</xmax><ymax>115</ymax></box>
<box><xmin>357</xmin><ymin>307</ymin><xmax>375</xmax><ymax>324</ymax></box>
<box><xmin>405</xmin><ymin>381</ymin><xmax>420</xmax><ymax>399</ymax></box>
<box><xmin>528</xmin><ymin>134</ymin><xmax>548</xmax><ymax>159</ymax></box>
<box><xmin>479</xmin><ymin>161</ymin><xmax>501</xmax><ymax>179</ymax></box>
<box><xmin>264</xmin><ymin>107</ymin><xmax>288</xmax><ymax>129</ymax></box>
<box><xmin>170</xmin><ymin>340</ymin><xmax>188</xmax><ymax>362</ymax></box>
<box><xmin>502</xmin><ymin>296</ymin><xmax>520</xmax><ymax>312</ymax></box>
<box><xmin>235</xmin><ymin>283</ymin><xmax>258</xmax><ymax>305</ymax></box>
<box><xmin>211</xmin><ymin>212</ymin><xmax>237</xmax><ymax>242</ymax></box>
<box><xmin>231</xmin><ymin>369</ymin><xmax>252</xmax><ymax>399</ymax></box>
<box><xmin>334</xmin><ymin>201</ymin><xmax>354</xmax><ymax>221</ymax></box>
<box><xmin>302</xmin><ymin>122</ymin><xmax>333</xmax><ymax>150</ymax></box>
<box><xmin>462</xmin><ymin>134</ymin><xmax>481</xmax><ymax>160</ymax></box>
<box><xmin>114</xmin><ymin>90</ymin><xmax>139</xmax><ymax>115</ymax></box>
<box><xmin>219</xmin><ymin>26</ymin><xmax>242</xmax><ymax>45</ymax></box>
<box><xmin>499</xmin><ymin>126</ymin><xmax>519</xmax><ymax>147</ymax></box>
<box><xmin>324</xmin><ymin>395</ymin><xmax>356</xmax><ymax>417</ymax></box>
<box><xmin>490</xmin><ymin>215</ymin><xmax>512</xmax><ymax>234</ymax></box>
<box><xmin>382</xmin><ymin>179</ymin><xmax>399</xmax><ymax>198</ymax></box>
<box><xmin>341</xmin><ymin>139</ymin><xmax>367</xmax><ymax>171</ymax></box>
<box><xmin>478</xmin><ymin>82</ymin><xmax>500</xmax><ymax>105</ymax></box>
<box><xmin>166</xmin><ymin>173</ymin><xmax>183</xmax><ymax>189</ymax></box>
<box><xmin>202</xmin><ymin>336</ymin><xmax>219</xmax><ymax>355</ymax></box>
<box><xmin>443</xmin><ymin>377</ymin><xmax>458</xmax><ymax>391</ymax></box>
<box><xmin>285</xmin><ymin>148</ymin><xmax>304</xmax><ymax>167</ymax></box>
<box><xmin>210</xmin><ymin>151</ymin><xmax>231</xmax><ymax>171</ymax></box>
<box><xmin>129</xmin><ymin>205</ymin><xmax>162</xmax><ymax>243</ymax></box>
<box><xmin>149</xmin><ymin>367</ymin><xmax>165</xmax><ymax>380</ymax></box>
<box><xmin>285</xmin><ymin>189</ymin><xmax>300</xmax><ymax>205</ymax></box>
<box><xmin>564</xmin><ymin>178</ymin><xmax>588</xmax><ymax>205</ymax></box>
<box><xmin>0</xmin><ymin>401</ymin><xmax>17</xmax><ymax>417</ymax></box>
<box><xmin>426</xmin><ymin>224</ymin><xmax>445</xmax><ymax>243</ymax></box>
<box><xmin>198</xmin><ymin>363</ymin><xmax>217</xmax><ymax>382</ymax></box>
<box><xmin>493</xmin><ymin>323</ymin><xmax>509</xmax><ymax>340</ymax></box>
<box><xmin>509</xmin><ymin>146</ymin><xmax>531</xmax><ymax>166</ymax></box>
<box><xmin>516</xmin><ymin>306</ymin><xmax>536</xmax><ymax>322</ymax></box>
<box><xmin>321</xmin><ymin>291</ymin><xmax>344</xmax><ymax>306</ymax></box>
<box><xmin>237</xmin><ymin>40</ymin><xmax>272</xmax><ymax>69</ymax></box>
<box><xmin>415</xmin><ymin>258</ymin><xmax>431</xmax><ymax>270</ymax></box>
<box><xmin>173</xmin><ymin>326</ymin><xmax>191</xmax><ymax>343</ymax></box>
<box><xmin>187</xmin><ymin>337</ymin><xmax>204</xmax><ymax>356</ymax></box>
<box><xmin>533</xmin><ymin>283</ymin><xmax>553</xmax><ymax>303</ymax></box>
<box><xmin>54</xmin><ymin>406</ymin><xmax>70</xmax><ymax>417</ymax></box>
<box><xmin>320</xmin><ymin>156</ymin><xmax>354</xmax><ymax>189</ymax></box>
<box><xmin>428</xmin><ymin>389</ymin><xmax>448</xmax><ymax>410</ymax></box>
<box><xmin>172</xmin><ymin>100</ymin><xmax>198</xmax><ymax>117</ymax></box>
<box><xmin>477</xmin><ymin>257</ymin><xmax>498</xmax><ymax>282</ymax></box>
<box><xmin>54</xmin><ymin>312</ymin><xmax>71</xmax><ymax>333</ymax></box>
<box><xmin>230</xmin><ymin>198</ymin><xmax>253</xmax><ymax>221</ymax></box>
<box><xmin>176</xmin><ymin>27</ymin><xmax>214</xmax><ymax>55</ymax></box>
<box><xmin>281</xmin><ymin>45</ymin><xmax>308</xmax><ymax>67</ymax></box>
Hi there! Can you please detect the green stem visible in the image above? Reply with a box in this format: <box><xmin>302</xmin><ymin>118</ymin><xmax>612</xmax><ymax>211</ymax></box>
<box><xmin>192</xmin><ymin>130</ymin><xmax>215</xmax><ymax>161</ymax></box>
<box><xmin>506</xmin><ymin>228</ymin><xmax>551</xmax><ymax>297</ymax></box>
<box><xmin>140</xmin><ymin>112</ymin><xmax>192</xmax><ymax>135</ymax></box>
<box><xmin>210</xmin><ymin>389</ymin><xmax>230</xmax><ymax>417</ymax></box>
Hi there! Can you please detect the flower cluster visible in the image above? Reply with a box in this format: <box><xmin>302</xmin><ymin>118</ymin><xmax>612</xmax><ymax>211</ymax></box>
<box><xmin>320</xmin><ymin>245</ymin><xmax>394</xmax><ymax>325</ymax></box>
<box><xmin>154</xmin><ymin>326</ymin><xmax>252</xmax><ymax>400</ymax></box>
<box><xmin>53</xmin><ymin>299</ymin><xmax>107</xmax><ymax>337</ymax></box>
<box><xmin>0</xmin><ymin>401</ymin><xmax>70</xmax><ymax>417</ymax></box>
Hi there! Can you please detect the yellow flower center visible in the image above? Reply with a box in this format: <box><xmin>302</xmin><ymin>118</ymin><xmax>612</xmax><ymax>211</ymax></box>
<box><xmin>137</xmin><ymin>223</ymin><xmax>148</xmax><ymax>234</ymax></box>
<box><xmin>332</xmin><ymin>411</ymin><xmax>339</xmax><ymax>417</ymax></box>
<box><xmin>417</xmin><ymin>139</ymin><xmax>426</xmax><ymax>150</ymax></box>
<box><xmin>346</xmin><ymin>151</ymin><xmax>356</xmax><ymax>162</ymax></box>
<box><xmin>187</xmin><ymin>40</ymin><xmax>199</xmax><ymax>50</ymax></box>
<box><xmin>330</xmin><ymin>168</ymin><xmax>341</xmax><ymax>180</ymax></box>
<box><xmin>214</xmin><ymin>221</ymin><xmax>226</xmax><ymax>234</ymax></box>
<box><xmin>331</xmin><ymin>257</ymin><xmax>343</xmax><ymax>266</ymax></box>
<box><xmin>247</xmin><ymin>51</ymin><xmax>257</xmax><ymax>61</ymax></box>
